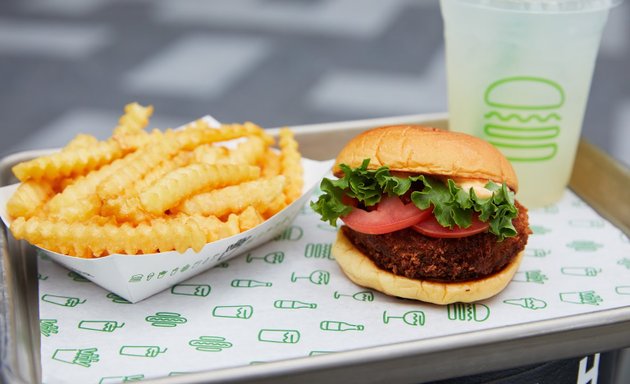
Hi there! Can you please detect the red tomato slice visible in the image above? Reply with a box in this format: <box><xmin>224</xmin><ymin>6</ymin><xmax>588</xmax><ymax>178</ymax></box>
<box><xmin>340</xmin><ymin>196</ymin><xmax>431</xmax><ymax>235</ymax></box>
<box><xmin>411</xmin><ymin>214</ymin><xmax>489</xmax><ymax>238</ymax></box>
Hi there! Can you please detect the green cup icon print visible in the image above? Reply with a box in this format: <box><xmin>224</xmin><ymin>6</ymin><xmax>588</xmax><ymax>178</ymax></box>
<box><xmin>38</xmin><ymin>273</ymin><xmax>48</xmax><ymax>281</ymax></box>
<box><xmin>145</xmin><ymin>312</ymin><xmax>188</xmax><ymax>327</ymax></box>
<box><xmin>258</xmin><ymin>329</ymin><xmax>300</xmax><ymax>344</ymax></box>
<box><xmin>99</xmin><ymin>374</ymin><xmax>144</xmax><ymax>383</ymax></box>
<box><xmin>40</xmin><ymin>319</ymin><xmax>59</xmax><ymax>337</ymax></box>
<box><xmin>212</xmin><ymin>305</ymin><xmax>253</xmax><ymax>319</ymax></box>
<box><xmin>524</xmin><ymin>248</ymin><xmax>551</xmax><ymax>258</ymax></box>
<box><xmin>560</xmin><ymin>291</ymin><xmax>603</xmax><ymax>305</ymax></box>
<box><xmin>333</xmin><ymin>290</ymin><xmax>374</xmax><ymax>302</ymax></box>
<box><xmin>618</xmin><ymin>258</ymin><xmax>630</xmax><ymax>269</ymax></box>
<box><xmin>42</xmin><ymin>294</ymin><xmax>86</xmax><ymax>307</ymax></box>
<box><xmin>274</xmin><ymin>300</ymin><xmax>317</xmax><ymax>309</ymax></box>
<box><xmin>171</xmin><ymin>283</ymin><xmax>211</xmax><ymax>297</ymax></box>
<box><xmin>79</xmin><ymin>320</ymin><xmax>125</xmax><ymax>332</ymax></box>
<box><xmin>561</xmin><ymin>267</ymin><xmax>601</xmax><ymax>277</ymax></box>
<box><xmin>615</xmin><ymin>286</ymin><xmax>630</xmax><ymax>295</ymax></box>
<box><xmin>504</xmin><ymin>297</ymin><xmax>547</xmax><ymax>310</ymax></box>
<box><xmin>189</xmin><ymin>336</ymin><xmax>233</xmax><ymax>352</ymax></box>
<box><xmin>320</xmin><ymin>321</ymin><xmax>364</xmax><ymax>332</ymax></box>
<box><xmin>52</xmin><ymin>348</ymin><xmax>99</xmax><ymax>367</ymax></box>
<box><xmin>119</xmin><ymin>345</ymin><xmax>167</xmax><ymax>358</ymax></box>
<box><xmin>290</xmin><ymin>270</ymin><xmax>330</xmax><ymax>285</ymax></box>
<box><xmin>447</xmin><ymin>303</ymin><xmax>490</xmax><ymax>322</ymax></box>
<box><xmin>483</xmin><ymin>77</ymin><xmax>564</xmax><ymax>162</ymax></box>
<box><xmin>512</xmin><ymin>270</ymin><xmax>548</xmax><ymax>284</ymax></box>
<box><xmin>382</xmin><ymin>310</ymin><xmax>425</xmax><ymax>327</ymax></box>
<box><xmin>246</xmin><ymin>251</ymin><xmax>284</xmax><ymax>264</ymax></box>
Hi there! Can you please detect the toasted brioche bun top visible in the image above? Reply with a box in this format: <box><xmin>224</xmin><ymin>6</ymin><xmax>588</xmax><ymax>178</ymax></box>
<box><xmin>333</xmin><ymin>125</ymin><xmax>518</xmax><ymax>192</ymax></box>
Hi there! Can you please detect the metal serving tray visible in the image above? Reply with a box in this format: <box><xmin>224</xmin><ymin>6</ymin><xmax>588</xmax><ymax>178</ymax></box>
<box><xmin>1</xmin><ymin>113</ymin><xmax>629</xmax><ymax>384</ymax></box>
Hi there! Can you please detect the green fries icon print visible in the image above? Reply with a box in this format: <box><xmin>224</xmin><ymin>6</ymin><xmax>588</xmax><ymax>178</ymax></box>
<box><xmin>189</xmin><ymin>336</ymin><xmax>233</xmax><ymax>352</ymax></box>
<box><xmin>52</xmin><ymin>348</ymin><xmax>99</xmax><ymax>367</ymax></box>
<box><xmin>290</xmin><ymin>270</ymin><xmax>330</xmax><ymax>285</ymax></box>
<box><xmin>40</xmin><ymin>319</ymin><xmax>59</xmax><ymax>337</ymax></box>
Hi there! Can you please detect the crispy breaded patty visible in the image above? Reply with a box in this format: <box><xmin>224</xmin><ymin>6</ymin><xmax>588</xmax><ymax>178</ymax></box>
<box><xmin>341</xmin><ymin>201</ymin><xmax>530</xmax><ymax>282</ymax></box>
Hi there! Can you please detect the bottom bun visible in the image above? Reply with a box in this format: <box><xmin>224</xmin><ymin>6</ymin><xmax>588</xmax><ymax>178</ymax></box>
<box><xmin>332</xmin><ymin>230</ymin><xmax>523</xmax><ymax>305</ymax></box>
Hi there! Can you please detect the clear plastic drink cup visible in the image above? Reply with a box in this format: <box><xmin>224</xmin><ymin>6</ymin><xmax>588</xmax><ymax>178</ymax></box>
<box><xmin>440</xmin><ymin>0</ymin><xmax>621</xmax><ymax>208</ymax></box>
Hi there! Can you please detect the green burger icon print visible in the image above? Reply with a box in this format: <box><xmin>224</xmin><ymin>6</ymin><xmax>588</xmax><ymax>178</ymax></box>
<box><xmin>483</xmin><ymin>76</ymin><xmax>565</xmax><ymax>162</ymax></box>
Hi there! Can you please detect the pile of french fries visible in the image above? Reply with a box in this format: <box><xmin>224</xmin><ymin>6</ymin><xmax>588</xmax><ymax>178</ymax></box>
<box><xmin>6</xmin><ymin>103</ymin><xmax>303</xmax><ymax>258</ymax></box>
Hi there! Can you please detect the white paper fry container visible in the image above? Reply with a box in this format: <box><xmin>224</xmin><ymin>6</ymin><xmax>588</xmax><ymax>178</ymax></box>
<box><xmin>0</xmin><ymin>154</ymin><xmax>334</xmax><ymax>303</ymax></box>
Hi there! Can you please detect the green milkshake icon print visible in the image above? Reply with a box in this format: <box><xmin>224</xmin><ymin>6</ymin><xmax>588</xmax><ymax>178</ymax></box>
<box><xmin>483</xmin><ymin>76</ymin><xmax>564</xmax><ymax>162</ymax></box>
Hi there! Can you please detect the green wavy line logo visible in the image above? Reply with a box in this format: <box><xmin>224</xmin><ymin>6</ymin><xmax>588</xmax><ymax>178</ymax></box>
<box><xmin>484</xmin><ymin>111</ymin><xmax>561</xmax><ymax>123</ymax></box>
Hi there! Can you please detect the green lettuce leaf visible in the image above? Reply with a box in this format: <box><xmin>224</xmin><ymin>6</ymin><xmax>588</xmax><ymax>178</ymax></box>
<box><xmin>310</xmin><ymin>159</ymin><xmax>519</xmax><ymax>240</ymax></box>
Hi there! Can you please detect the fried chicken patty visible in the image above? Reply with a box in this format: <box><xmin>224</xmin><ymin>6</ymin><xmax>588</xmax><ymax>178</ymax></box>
<box><xmin>341</xmin><ymin>201</ymin><xmax>530</xmax><ymax>282</ymax></box>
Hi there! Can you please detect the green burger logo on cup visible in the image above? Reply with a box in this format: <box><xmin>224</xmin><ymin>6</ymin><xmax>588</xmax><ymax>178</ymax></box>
<box><xmin>483</xmin><ymin>76</ymin><xmax>565</xmax><ymax>162</ymax></box>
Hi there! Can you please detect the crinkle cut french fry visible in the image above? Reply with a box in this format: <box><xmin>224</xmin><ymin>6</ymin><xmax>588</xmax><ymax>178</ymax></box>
<box><xmin>174</xmin><ymin>176</ymin><xmax>285</xmax><ymax>218</ymax></box>
<box><xmin>113</xmin><ymin>102</ymin><xmax>153</xmax><ymax>137</ymax></box>
<box><xmin>193</xmin><ymin>144</ymin><xmax>229</xmax><ymax>164</ymax></box>
<box><xmin>139</xmin><ymin>164</ymin><xmax>261</xmax><ymax>215</ymax></box>
<box><xmin>12</xmin><ymin>140</ymin><xmax>123</xmax><ymax>182</ymax></box>
<box><xmin>63</xmin><ymin>134</ymin><xmax>99</xmax><ymax>152</ymax></box>
<box><xmin>44</xmin><ymin>143</ymin><xmax>159</xmax><ymax>221</ymax></box>
<box><xmin>187</xmin><ymin>214</ymin><xmax>240</xmax><ymax>243</ymax></box>
<box><xmin>96</xmin><ymin>137</ymin><xmax>173</xmax><ymax>201</ymax></box>
<box><xmin>237</xmin><ymin>206</ymin><xmax>265</xmax><ymax>232</ymax></box>
<box><xmin>10</xmin><ymin>215</ymin><xmax>207</xmax><ymax>257</ymax></box>
<box><xmin>262</xmin><ymin>193</ymin><xmax>287</xmax><ymax>219</ymax></box>
<box><xmin>6</xmin><ymin>180</ymin><xmax>55</xmax><ymax>219</ymax></box>
<box><xmin>223</xmin><ymin>135</ymin><xmax>266</xmax><ymax>165</ymax></box>
<box><xmin>279</xmin><ymin>127</ymin><xmax>304</xmax><ymax>204</ymax></box>
<box><xmin>173</xmin><ymin>122</ymin><xmax>271</xmax><ymax>150</ymax></box>
<box><xmin>261</xmin><ymin>149</ymin><xmax>281</xmax><ymax>178</ymax></box>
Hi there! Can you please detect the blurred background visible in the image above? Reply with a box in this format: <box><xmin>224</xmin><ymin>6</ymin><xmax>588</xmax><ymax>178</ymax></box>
<box><xmin>0</xmin><ymin>0</ymin><xmax>628</xmax><ymax>168</ymax></box>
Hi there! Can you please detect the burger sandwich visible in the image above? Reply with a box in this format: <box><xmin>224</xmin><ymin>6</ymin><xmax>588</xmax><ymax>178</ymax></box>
<box><xmin>311</xmin><ymin>125</ymin><xmax>530</xmax><ymax>304</ymax></box>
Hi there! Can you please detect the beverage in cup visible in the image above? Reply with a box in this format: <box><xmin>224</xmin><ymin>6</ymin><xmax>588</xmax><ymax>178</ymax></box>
<box><xmin>440</xmin><ymin>0</ymin><xmax>621</xmax><ymax>207</ymax></box>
